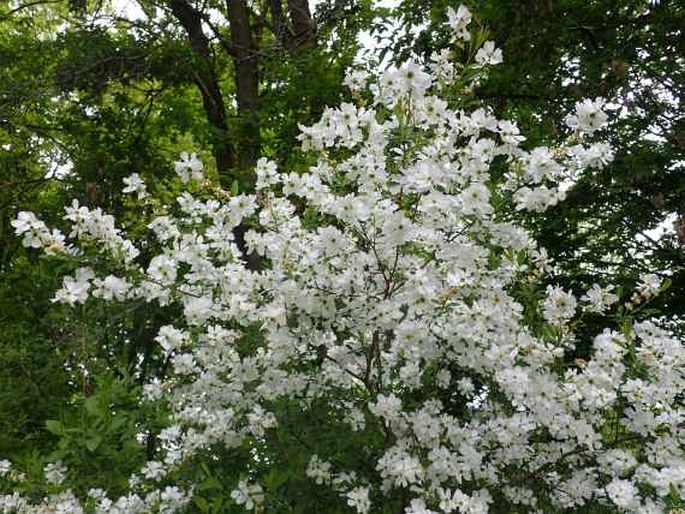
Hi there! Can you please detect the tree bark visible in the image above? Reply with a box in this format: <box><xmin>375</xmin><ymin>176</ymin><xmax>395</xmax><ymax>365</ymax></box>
<box><xmin>226</xmin><ymin>0</ymin><xmax>261</xmax><ymax>179</ymax></box>
<box><xmin>286</xmin><ymin>0</ymin><xmax>316</xmax><ymax>49</ymax></box>
<box><xmin>270</xmin><ymin>0</ymin><xmax>289</xmax><ymax>48</ymax></box>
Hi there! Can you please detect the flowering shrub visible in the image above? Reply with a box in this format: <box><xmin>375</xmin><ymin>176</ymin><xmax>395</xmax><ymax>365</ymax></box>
<box><xmin>4</xmin><ymin>6</ymin><xmax>684</xmax><ymax>513</ymax></box>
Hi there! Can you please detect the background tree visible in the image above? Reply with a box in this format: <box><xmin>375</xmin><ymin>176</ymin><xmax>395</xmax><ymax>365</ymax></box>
<box><xmin>0</xmin><ymin>0</ymin><xmax>372</xmax><ymax>488</ymax></box>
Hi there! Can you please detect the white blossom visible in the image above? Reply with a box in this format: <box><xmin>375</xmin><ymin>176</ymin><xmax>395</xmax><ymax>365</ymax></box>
<box><xmin>605</xmin><ymin>478</ymin><xmax>640</xmax><ymax>511</ymax></box>
<box><xmin>346</xmin><ymin>486</ymin><xmax>371</xmax><ymax>514</ymax></box>
<box><xmin>122</xmin><ymin>173</ymin><xmax>148</xmax><ymax>199</ymax></box>
<box><xmin>542</xmin><ymin>285</ymin><xmax>577</xmax><ymax>326</ymax></box>
<box><xmin>174</xmin><ymin>152</ymin><xmax>204</xmax><ymax>183</ymax></box>
<box><xmin>44</xmin><ymin>461</ymin><xmax>67</xmax><ymax>485</ymax></box>
<box><xmin>475</xmin><ymin>41</ymin><xmax>503</xmax><ymax>65</ymax></box>
<box><xmin>581</xmin><ymin>284</ymin><xmax>619</xmax><ymax>313</ymax></box>
<box><xmin>230</xmin><ymin>480</ymin><xmax>264</xmax><ymax>511</ymax></box>
<box><xmin>565</xmin><ymin>98</ymin><xmax>608</xmax><ymax>133</ymax></box>
<box><xmin>637</xmin><ymin>273</ymin><xmax>662</xmax><ymax>297</ymax></box>
<box><xmin>446</xmin><ymin>5</ymin><xmax>471</xmax><ymax>41</ymax></box>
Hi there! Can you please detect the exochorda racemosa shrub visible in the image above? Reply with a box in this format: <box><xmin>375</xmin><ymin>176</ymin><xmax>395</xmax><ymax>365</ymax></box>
<box><xmin>4</xmin><ymin>5</ymin><xmax>684</xmax><ymax>513</ymax></box>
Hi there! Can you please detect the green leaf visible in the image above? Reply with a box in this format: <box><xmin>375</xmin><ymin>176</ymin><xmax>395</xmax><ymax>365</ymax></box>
<box><xmin>84</xmin><ymin>395</ymin><xmax>103</xmax><ymax>417</ymax></box>
<box><xmin>264</xmin><ymin>468</ymin><xmax>288</xmax><ymax>489</ymax></box>
<box><xmin>45</xmin><ymin>419</ymin><xmax>64</xmax><ymax>436</ymax></box>
<box><xmin>193</xmin><ymin>497</ymin><xmax>210</xmax><ymax>513</ymax></box>
<box><xmin>660</xmin><ymin>278</ymin><xmax>672</xmax><ymax>293</ymax></box>
<box><xmin>84</xmin><ymin>435</ymin><xmax>102</xmax><ymax>452</ymax></box>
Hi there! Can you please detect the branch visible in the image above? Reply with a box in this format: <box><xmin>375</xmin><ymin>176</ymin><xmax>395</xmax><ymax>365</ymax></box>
<box><xmin>363</xmin><ymin>330</ymin><xmax>381</xmax><ymax>391</ymax></box>
<box><xmin>196</xmin><ymin>9</ymin><xmax>237</xmax><ymax>58</ymax></box>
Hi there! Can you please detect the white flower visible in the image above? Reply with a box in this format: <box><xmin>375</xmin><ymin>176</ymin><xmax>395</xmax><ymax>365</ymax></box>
<box><xmin>53</xmin><ymin>267</ymin><xmax>94</xmax><ymax>305</ymax></box>
<box><xmin>514</xmin><ymin>185</ymin><xmax>565</xmax><ymax>212</ymax></box>
<box><xmin>475</xmin><ymin>41</ymin><xmax>503</xmax><ymax>65</ymax></box>
<box><xmin>446</xmin><ymin>5</ymin><xmax>471</xmax><ymax>41</ymax></box>
<box><xmin>11</xmin><ymin>211</ymin><xmax>42</xmax><ymax>238</ymax></box>
<box><xmin>438</xmin><ymin>488</ymin><xmax>470</xmax><ymax>513</ymax></box>
<box><xmin>122</xmin><ymin>173</ymin><xmax>148</xmax><ymax>199</ymax></box>
<box><xmin>306</xmin><ymin>455</ymin><xmax>332</xmax><ymax>485</ymax></box>
<box><xmin>0</xmin><ymin>460</ymin><xmax>10</xmax><ymax>476</ymax></box>
<box><xmin>344</xmin><ymin>69</ymin><xmax>370</xmax><ymax>92</ymax></box>
<box><xmin>91</xmin><ymin>275</ymin><xmax>130</xmax><ymax>301</ymax></box>
<box><xmin>605</xmin><ymin>478</ymin><xmax>640</xmax><ymax>511</ymax></box>
<box><xmin>148</xmin><ymin>216</ymin><xmax>180</xmax><ymax>242</ymax></box>
<box><xmin>11</xmin><ymin>211</ymin><xmax>65</xmax><ymax>251</ymax></box>
<box><xmin>44</xmin><ymin>461</ymin><xmax>67</xmax><ymax>485</ymax></box>
<box><xmin>62</xmin><ymin>200</ymin><xmax>139</xmax><ymax>262</ymax></box>
<box><xmin>255</xmin><ymin>157</ymin><xmax>280</xmax><ymax>190</ymax></box>
<box><xmin>565</xmin><ymin>98</ymin><xmax>608</xmax><ymax>133</ymax></box>
<box><xmin>405</xmin><ymin>498</ymin><xmax>435</xmax><ymax>514</ymax></box>
<box><xmin>172</xmin><ymin>353</ymin><xmax>198</xmax><ymax>375</ymax></box>
<box><xmin>637</xmin><ymin>273</ymin><xmax>661</xmax><ymax>297</ymax></box>
<box><xmin>155</xmin><ymin>325</ymin><xmax>187</xmax><ymax>355</ymax></box>
<box><xmin>498</xmin><ymin>120</ymin><xmax>525</xmax><ymax>145</ymax></box>
<box><xmin>142</xmin><ymin>378</ymin><xmax>164</xmax><ymax>401</ymax></box>
<box><xmin>429</xmin><ymin>49</ymin><xmax>455</xmax><ymax>85</ymax></box>
<box><xmin>598</xmin><ymin>449</ymin><xmax>637</xmax><ymax>476</ymax></box>
<box><xmin>147</xmin><ymin>254</ymin><xmax>177</xmax><ymax>285</ymax></box>
<box><xmin>581</xmin><ymin>284</ymin><xmax>619</xmax><ymax>313</ymax></box>
<box><xmin>160</xmin><ymin>486</ymin><xmax>192</xmax><ymax>511</ymax></box>
<box><xmin>460</xmin><ymin>182</ymin><xmax>493</xmax><ymax>216</ymax></box>
<box><xmin>369</xmin><ymin>394</ymin><xmax>402</xmax><ymax>422</ymax></box>
<box><xmin>377</xmin><ymin>451</ymin><xmax>424</xmax><ymax>488</ymax></box>
<box><xmin>183</xmin><ymin>295</ymin><xmax>215</xmax><ymax>324</ymax></box>
<box><xmin>141</xmin><ymin>461</ymin><xmax>166</xmax><ymax>481</ymax></box>
<box><xmin>346</xmin><ymin>487</ymin><xmax>370</xmax><ymax>514</ymax></box>
<box><xmin>543</xmin><ymin>285</ymin><xmax>577</xmax><ymax>325</ymax></box>
<box><xmin>568</xmin><ymin>142</ymin><xmax>614</xmax><ymax>169</ymax></box>
<box><xmin>398</xmin><ymin>61</ymin><xmax>432</xmax><ymax>99</ymax></box>
<box><xmin>174</xmin><ymin>152</ymin><xmax>204</xmax><ymax>183</ymax></box>
<box><xmin>230</xmin><ymin>480</ymin><xmax>263</xmax><ymax>510</ymax></box>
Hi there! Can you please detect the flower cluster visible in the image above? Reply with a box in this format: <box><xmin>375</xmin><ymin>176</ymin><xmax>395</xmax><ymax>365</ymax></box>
<box><xmin>6</xmin><ymin>5</ymin><xmax>683</xmax><ymax>513</ymax></box>
<box><xmin>63</xmin><ymin>199</ymin><xmax>140</xmax><ymax>263</ymax></box>
<box><xmin>11</xmin><ymin>211</ymin><xmax>65</xmax><ymax>254</ymax></box>
<box><xmin>0</xmin><ymin>462</ymin><xmax>192</xmax><ymax>513</ymax></box>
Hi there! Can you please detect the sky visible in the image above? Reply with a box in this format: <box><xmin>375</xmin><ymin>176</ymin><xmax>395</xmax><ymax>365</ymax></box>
<box><xmin>110</xmin><ymin>0</ymin><xmax>144</xmax><ymax>20</ymax></box>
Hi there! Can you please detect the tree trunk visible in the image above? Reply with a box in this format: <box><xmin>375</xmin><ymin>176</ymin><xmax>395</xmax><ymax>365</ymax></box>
<box><xmin>286</xmin><ymin>0</ymin><xmax>316</xmax><ymax>49</ymax></box>
<box><xmin>270</xmin><ymin>0</ymin><xmax>289</xmax><ymax>48</ymax></box>
<box><xmin>226</xmin><ymin>0</ymin><xmax>261</xmax><ymax>181</ymax></box>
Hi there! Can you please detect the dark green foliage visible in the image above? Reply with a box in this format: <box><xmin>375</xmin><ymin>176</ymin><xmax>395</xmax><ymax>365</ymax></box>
<box><xmin>0</xmin><ymin>253</ymin><xmax>69</xmax><ymax>456</ymax></box>
<box><xmin>42</xmin><ymin>373</ymin><xmax>155</xmax><ymax>497</ymax></box>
